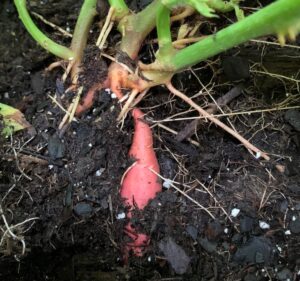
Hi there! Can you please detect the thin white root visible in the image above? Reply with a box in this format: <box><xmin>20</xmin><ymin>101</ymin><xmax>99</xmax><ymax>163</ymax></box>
<box><xmin>96</xmin><ymin>7</ymin><xmax>115</xmax><ymax>48</ymax></box>
<box><xmin>99</xmin><ymin>22</ymin><xmax>114</xmax><ymax>50</ymax></box>
<box><xmin>46</xmin><ymin>61</ymin><xmax>64</xmax><ymax>72</ymax></box>
<box><xmin>0</xmin><ymin>204</ymin><xmax>39</xmax><ymax>255</ymax></box>
<box><xmin>62</xmin><ymin>59</ymin><xmax>75</xmax><ymax>83</ymax></box>
<box><xmin>117</xmin><ymin>89</ymin><xmax>139</xmax><ymax>121</ymax></box>
<box><xmin>166</xmin><ymin>83</ymin><xmax>270</xmax><ymax>161</ymax></box>
<box><xmin>58</xmin><ymin>86</ymin><xmax>82</xmax><ymax>130</ymax></box>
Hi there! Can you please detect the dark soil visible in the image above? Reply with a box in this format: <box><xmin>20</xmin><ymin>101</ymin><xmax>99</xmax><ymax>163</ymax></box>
<box><xmin>1</xmin><ymin>1</ymin><xmax>300</xmax><ymax>280</ymax></box>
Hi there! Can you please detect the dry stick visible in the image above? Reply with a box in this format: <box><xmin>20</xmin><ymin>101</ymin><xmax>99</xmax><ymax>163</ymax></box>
<box><xmin>68</xmin><ymin>86</ymin><xmax>83</xmax><ymax>123</ymax></box>
<box><xmin>149</xmin><ymin>168</ymin><xmax>215</xmax><ymax>219</ymax></box>
<box><xmin>155</xmin><ymin>123</ymin><xmax>201</xmax><ymax>147</ymax></box>
<box><xmin>96</xmin><ymin>7</ymin><xmax>114</xmax><ymax>47</ymax></box>
<box><xmin>176</xmin><ymin>84</ymin><xmax>243</xmax><ymax>141</ymax></box>
<box><xmin>58</xmin><ymin>87</ymin><xmax>82</xmax><ymax>130</ymax></box>
<box><xmin>98</xmin><ymin>22</ymin><xmax>114</xmax><ymax>50</ymax></box>
<box><xmin>31</xmin><ymin>11</ymin><xmax>73</xmax><ymax>38</ymax></box>
<box><xmin>166</xmin><ymin>83</ymin><xmax>270</xmax><ymax>161</ymax></box>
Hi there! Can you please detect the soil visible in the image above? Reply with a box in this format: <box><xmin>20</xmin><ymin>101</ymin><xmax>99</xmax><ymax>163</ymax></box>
<box><xmin>1</xmin><ymin>1</ymin><xmax>300</xmax><ymax>280</ymax></box>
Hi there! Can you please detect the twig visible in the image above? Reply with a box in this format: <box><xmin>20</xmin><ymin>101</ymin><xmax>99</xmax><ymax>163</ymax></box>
<box><xmin>154</xmin><ymin>123</ymin><xmax>201</xmax><ymax>147</ymax></box>
<box><xmin>166</xmin><ymin>83</ymin><xmax>270</xmax><ymax>160</ymax></box>
<box><xmin>176</xmin><ymin>84</ymin><xmax>243</xmax><ymax>141</ymax></box>
<box><xmin>96</xmin><ymin>7</ymin><xmax>114</xmax><ymax>48</ymax></box>
<box><xmin>31</xmin><ymin>11</ymin><xmax>72</xmax><ymax>38</ymax></box>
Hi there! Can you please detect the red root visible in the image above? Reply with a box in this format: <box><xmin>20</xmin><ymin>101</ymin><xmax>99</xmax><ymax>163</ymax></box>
<box><xmin>120</xmin><ymin>108</ymin><xmax>162</xmax><ymax>256</ymax></box>
<box><xmin>75</xmin><ymin>80</ymin><xmax>108</xmax><ymax>115</ymax></box>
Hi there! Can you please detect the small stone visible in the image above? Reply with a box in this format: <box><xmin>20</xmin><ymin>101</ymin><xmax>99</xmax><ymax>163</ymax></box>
<box><xmin>289</xmin><ymin>218</ymin><xmax>300</xmax><ymax>234</ymax></box>
<box><xmin>95</xmin><ymin>168</ymin><xmax>105</xmax><ymax>177</ymax></box>
<box><xmin>259</xmin><ymin>221</ymin><xmax>270</xmax><ymax>230</ymax></box>
<box><xmin>199</xmin><ymin>237</ymin><xmax>217</xmax><ymax>253</ymax></box>
<box><xmin>285</xmin><ymin>230</ymin><xmax>291</xmax><ymax>235</ymax></box>
<box><xmin>284</xmin><ymin>109</ymin><xmax>300</xmax><ymax>132</ymax></box>
<box><xmin>159</xmin><ymin>237</ymin><xmax>190</xmax><ymax>274</ymax></box>
<box><xmin>231</xmin><ymin>208</ymin><xmax>240</xmax><ymax>217</ymax></box>
<box><xmin>116</xmin><ymin>212</ymin><xmax>126</xmax><ymax>220</ymax></box>
<box><xmin>186</xmin><ymin>225</ymin><xmax>198</xmax><ymax>240</ymax></box>
<box><xmin>74</xmin><ymin>203</ymin><xmax>93</xmax><ymax>217</ymax></box>
<box><xmin>233</xmin><ymin>236</ymin><xmax>276</xmax><ymax>265</ymax></box>
<box><xmin>163</xmin><ymin>179</ymin><xmax>172</xmax><ymax>189</ymax></box>
<box><xmin>287</xmin><ymin>183</ymin><xmax>300</xmax><ymax>195</ymax></box>
<box><xmin>205</xmin><ymin>220</ymin><xmax>223</xmax><ymax>240</ymax></box>
<box><xmin>277</xmin><ymin>268</ymin><xmax>292</xmax><ymax>281</ymax></box>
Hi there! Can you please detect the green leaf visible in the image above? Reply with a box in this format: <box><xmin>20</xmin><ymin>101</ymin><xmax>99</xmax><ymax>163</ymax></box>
<box><xmin>0</xmin><ymin>103</ymin><xmax>32</xmax><ymax>136</ymax></box>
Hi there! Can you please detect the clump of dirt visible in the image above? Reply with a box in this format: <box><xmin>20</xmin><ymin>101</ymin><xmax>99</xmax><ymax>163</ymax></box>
<box><xmin>1</xmin><ymin>0</ymin><xmax>300</xmax><ymax>281</ymax></box>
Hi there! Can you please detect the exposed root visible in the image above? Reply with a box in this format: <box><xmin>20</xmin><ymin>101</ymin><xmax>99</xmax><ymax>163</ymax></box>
<box><xmin>58</xmin><ymin>87</ymin><xmax>83</xmax><ymax>130</ymax></box>
<box><xmin>117</xmin><ymin>89</ymin><xmax>140</xmax><ymax>120</ymax></box>
<box><xmin>0</xmin><ymin>203</ymin><xmax>39</xmax><ymax>256</ymax></box>
<box><xmin>166</xmin><ymin>82</ymin><xmax>270</xmax><ymax>161</ymax></box>
<box><xmin>171</xmin><ymin>7</ymin><xmax>195</xmax><ymax>22</ymax></box>
<box><xmin>46</xmin><ymin>60</ymin><xmax>65</xmax><ymax>72</ymax></box>
<box><xmin>173</xmin><ymin>36</ymin><xmax>206</xmax><ymax>49</ymax></box>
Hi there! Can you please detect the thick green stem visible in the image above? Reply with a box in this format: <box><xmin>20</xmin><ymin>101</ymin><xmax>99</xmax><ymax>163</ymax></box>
<box><xmin>70</xmin><ymin>0</ymin><xmax>98</xmax><ymax>79</ymax></box>
<box><xmin>14</xmin><ymin>0</ymin><xmax>74</xmax><ymax>60</ymax></box>
<box><xmin>108</xmin><ymin>0</ymin><xmax>129</xmax><ymax>20</ymax></box>
<box><xmin>118</xmin><ymin>0</ymin><xmax>163</xmax><ymax>59</ymax></box>
<box><xmin>156</xmin><ymin>5</ymin><xmax>174</xmax><ymax>57</ymax></box>
<box><xmin>171</xmin><ymin>0</ymin><xmax>300</xmax><ymax>71</ymax></box>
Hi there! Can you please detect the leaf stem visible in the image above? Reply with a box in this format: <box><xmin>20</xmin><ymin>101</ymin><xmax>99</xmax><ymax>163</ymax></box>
<box><xmin>14</xmin><ymin>0</ymin><xmax>74</xmax><ymax>60</ymax></box>
<box><xmin>171</xmin><ymin>0</ymin><xmax>300</xmax><ymax>71</ymax></box>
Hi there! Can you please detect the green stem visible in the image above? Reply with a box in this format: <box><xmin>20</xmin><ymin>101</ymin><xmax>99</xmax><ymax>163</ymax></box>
<box><xmin>171</xmin><ymin>0</ymin><xmax>300</xmax><ymax>71</ymax></box>
<box><xmin>14</xmin><ymin>0</ymin><xmax>74</xmax><ymax>60</ymax></box>
<box><xmin>156</xmin><ymin>5</ymin><xmax>174</xmax><ymax>57</ymax></box>
<box><xmin>108</xmin><ymin>0</ymin><xmax>129</xmax><ymax>20</ymax></box>
<box><xmin>70</xmin><ymin>0</ymin><xmax>97</xmax><ymax>62</ymax></box>
<box><xmin>119</xmin><ymin>0</ymin><xmax>163</xmax><ymax>59</ymax></box>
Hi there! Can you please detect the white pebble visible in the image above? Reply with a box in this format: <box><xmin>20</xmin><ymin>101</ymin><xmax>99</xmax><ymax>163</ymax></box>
<box><xmin>88</xmin><ymin>143</ymin><xmax>92</xmax><ymax>147</ymax></box>
<box><xmin>4</xmin><ymin>92</ymin><xmax>9</xmax><ymax>99</ymax></box>
<box><xmin>224</xmin><ymin>228</ymin><xmax>229</xmax><ymax>234</ymax></box>
<box><xmin>48</xmin><ymin>165</ymin><xmax>54</xmax><ymax>170</ymax></box>
<box><xmin>285</xmin><ymin>229</ymin><xmax>291</xmax><ymax>235</ymax></box>
<box><xmin>276</xmin><ymin>245</ymin><xmax>282</xmax><ymax>252</ymax></box>
<box><xmin>163</xmin><ymin>179</ymin><xmax>172</xmax><ymax>189</ymax></box>
<box><xmin>147</xmin><ymin>256</ymin><xmax>152</xmax><ymax>262</ymax></box>
<box><xmin>116</xmin><ymin>212</ymin><xmax>126</xmax><ymax>220</ymax></box>
<box><xmin>111</xmin><ymin>93</ymin><xmax>117</xmax><ymax>99</ymax></box>
<box><xmin>95</xmin><ymin>168</ymin><xmax>105</xmax><ymax>177</ymax></box>
<box><xmin>255</xmin><ymin>151</ymin><xmax>261</xmax><ymax>159</ymax></box>
<box><xmin>259</xmin><ymin>221</ymin><xmax>270</xmax><ymax>229</ymax></box>
<box><xmin>292</xmin><ymin>216</ymin><xmax>297</xmax><ymax>221</ymax></box>
<box><xmin>230</xmin><ymin>208</ymin><xmax>240</xmax><ymax>217</ymax></box>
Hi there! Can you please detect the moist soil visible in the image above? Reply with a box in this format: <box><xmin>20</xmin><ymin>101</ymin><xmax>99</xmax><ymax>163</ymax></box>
<box><xmin>1</xmin><ymin>1</ymin><xmax>300</xmax><ymax>280</ymax></box>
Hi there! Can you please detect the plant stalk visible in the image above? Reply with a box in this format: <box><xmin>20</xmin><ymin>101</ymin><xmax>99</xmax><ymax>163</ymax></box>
<box><xmin>118</xmin><ymin>0</ymin><xmax>163</xmax><ymax>59</ymax></box>
<box><xmin>171</xmin><ymin>0</ymin><xmax>300</xmax><ymax>71</ymax></box>
<box><xmin>156</xmin><ymin>5</ymin><xmax>174</xmax><ymax>57</ymax></box>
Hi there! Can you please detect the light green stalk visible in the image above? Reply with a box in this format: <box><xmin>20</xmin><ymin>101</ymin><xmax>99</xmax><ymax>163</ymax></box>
<box><xmin>156</xmin><ymin>5</ymin><xmax>174</xmax><ymax>57</ymax></box>
<box><xmin>169</xmin><ymin>0</ymin><xmax>300</xmax><ymax>72</ymax></box>
<box><xmin>14</xmin><ymin>0</ymin><xmax>74</xmax><ymax>60</ymax></box>
<box><xmin>70</xmin><ymin>0</ymin><xmax>98</xmax><ymax>60</ymax></box>
<box><xmin>118</xmin><ymin>0</ymin><xmax>163</xmax><ymax>59</ymax></box>
<box><xmin>108</xmin><ymin>0</ymin><xmax>129</xmax><ymax>20</ymax></box>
